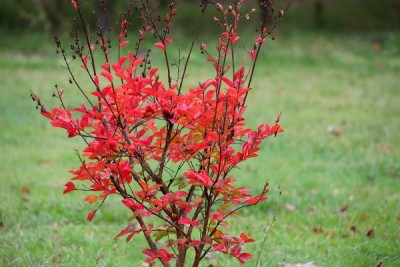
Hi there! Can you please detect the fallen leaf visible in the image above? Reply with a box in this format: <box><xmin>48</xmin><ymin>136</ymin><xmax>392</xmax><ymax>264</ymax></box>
<box><xmin>96</xmin><ymin>252</ymin><xmax>106</xmax><ymax>264</ymax></box>
<box><xmin>326</xmin><ymin>125</ymin><xmax>341</xmax><ymax>137</ymax></box>
<box><xmin>51</xmin><ymin>254</ymin><xmax>62</xmax><ymax>265</ymax></box>
<box><xmin>21</xmin><ymin>187</ymin><xmax>31</xmax><ymax>201</ymax></box>
<box><xmin>340</xmin><ymin>204</ymin><xmax>349</xmax><ymax>213</ymax></box>
<box><xmin>312</xmin><ymin>227</ymin><xmax>324</xmax><ymax>234</ymax></box>
<box><xmin>350</xmin><ymin>226</ymin><xmax>357</xmax><ymax>235</ymax></box>
<box><xmin>326</xmin><ymin>229</ymin><xmax>335</xmax><ymax>239</ymax></box>
<box><xmin>21</xmin><ymin>187</ymin><xmax>31</xmax><ymax>194</ymax></box>
<box><xmin>366</xmin><ymin>228</ymin><xmax>375</xmax><ymax>237</ymax></box>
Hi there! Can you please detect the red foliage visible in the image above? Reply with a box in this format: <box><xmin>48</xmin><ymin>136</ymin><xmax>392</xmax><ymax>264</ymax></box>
<box><xmin>32</xmin><ymin>0</ymin><xmax>285</xmax><ymax>266</ymax></box>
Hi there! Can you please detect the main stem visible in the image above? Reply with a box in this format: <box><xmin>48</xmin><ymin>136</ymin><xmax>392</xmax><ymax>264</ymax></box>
<box><xmin>176</xmin><ymin>246</ymin><xmax>187</xmax><ymax>267</ymax></box>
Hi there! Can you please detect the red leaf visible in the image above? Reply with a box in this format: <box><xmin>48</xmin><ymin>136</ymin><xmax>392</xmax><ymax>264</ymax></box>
<box><xmin>87</xmin><ymin>210</ymin><xmax>97</xmax><ymax>222</ymax></box>
<box><xmin>142</xmin><ymin>249</ymin><xmax>157</xmax><ymax>263</ymax></box>
<box><xmin>81</xmin><ymin>55</ymin><xmax>87</xmax><ymax>65</ymax></box>
<box><xmin>71</xmin><ymin>0</ymin><xmax>78</xmax><ymax>9</ymax></box>
<box><xmin>244</xmin><ymin>195</ymin><xmax>266</xmax><ymax>205</ymax></box>
<box><xmin>119</xmin><ymin>40</ymin><xmax>129</xmax><ymax>49</ymax></box>
<box><xmin>237</xmin><ymin>252</ymin><xmax>252</xmax><ymax>264</ymax></box>
<box><xmin>84</xmin><ymin>194</ymin><xmax>97</xmax><ymax>204</ymax></box>
<box><xmin>240</xmin><ymin>233</ymin><xmax>255</xmax><ymax>243</ymax></box>
<box><xmin>93</xmin><ymin>75</ymin><xmax>99</xmax><ymax>87</ymax></box>
<box><xmin>116</xmin><ymin>225</ymin><xmax>134</xmax><ymax>237</ymax></box>
<box><xmin>100</xmin><ymin>71</ymin><xmax>113</xmax><ymax>83</ymax></box>
<box><xmin>213</xmin><ymin>244</ymin><xmax>228</xmax><ymax>253</ymax></box>
<box><xmin>122</xmin><ymin>198</ymin><xmax>144</xmax><ymax>210</ymax></box>
<box><xmin>231</xmin><ymin>245</ymin><xmax>241</xmax><ymax>257</ymax></box>
<box><xmin>158</xmin><ymin>249</ymin><xmax>173</xmax><ymax>264</ymax></box>
<box><xmin>189</xmin><ymin>240</ymin><xmax>201</xmax><ymax>247</ymax></box>
<box><xmin>155</xmin><ymin>42</ymin><xmax>165</xmax><ymax>51</ymax></box>
<box><xmin>63</xmin><ymin>182</ymin><xmax>76</xmax><ymax>194</ymax></box>
<box><xmin>178</xmin><ymin>217</ymin><xmax>192</xmax><ymax>225</ymax></box>
<box><xmin>126</xmin><ymin>232</ymin><xmax>136</xmax><ymax>242</ymax></box>
<box><xmin>184</xmin><ymin>170</ymin><xmax>213</xmax><ymax>187</ymax></box>
<box><xmin>149</xmin><ymin>68</ymin><xmax>158</xmax><ymax>78</ymax></box>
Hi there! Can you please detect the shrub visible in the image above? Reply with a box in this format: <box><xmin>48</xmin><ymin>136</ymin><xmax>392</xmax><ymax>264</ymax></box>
<box><xmin>31</xmin><ymin>0</ymin><xmax>285</xmax><ymax>266</ymax></box>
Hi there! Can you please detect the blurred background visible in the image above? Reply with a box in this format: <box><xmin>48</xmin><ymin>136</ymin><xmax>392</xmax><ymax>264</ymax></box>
<box><xmin>1</xmin><ymin>0</ymin><xmax>400</xmax><ymax>32</ymax></box>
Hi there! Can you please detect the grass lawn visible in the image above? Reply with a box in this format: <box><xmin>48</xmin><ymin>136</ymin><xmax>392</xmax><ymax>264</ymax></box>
<box><xmin>1</xmin><ymin>2</ymin><xmax>400</xmax><ymax>266</ymax></box>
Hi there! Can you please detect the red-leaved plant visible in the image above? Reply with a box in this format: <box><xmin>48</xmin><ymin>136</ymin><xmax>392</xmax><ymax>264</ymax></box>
<box><xmin>32</xmin><ymin>0</ymin><xmax>285</xmax><ymax>266</ymax></box>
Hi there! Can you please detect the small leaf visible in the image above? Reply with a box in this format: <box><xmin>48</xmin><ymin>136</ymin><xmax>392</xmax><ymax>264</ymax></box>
<box><xmin>63</xmin><ymin>182</ymin><xmax>76</xmax><ymax>194</ymax></box>
<box><xmin>326</xmin><ymin>229</ymin><xmax>335</xmax><ymax>239</ymax></box>
<box><xmin>119</xmin><ymin>40</ymin><xmax>129</xmax><ymax>49</ymax></box>
<box><xmin>155</xmin><ymin>42</ymin><xmax>165</xmax><ymax>51</ymax></box>
<box><xmin>240</xmin><ymin>233</ymin><xmax>255</xmax><ymax>243</ymax></box>
<box><xmin>237</xmin><ymin>252</ymin><xmax>252</xmax><ymax>264</ymax></box>
<box><xmin>178</xmin><ymin>217</ymin><xmax>191</xmax><ymax>225</ymax></box>
<box><xmin>84</xmin><ymin>195</ymin><xmax>98</xmax><ymax>204</ymax></box>
<box><xmin>340</xmin><ymin>204</ymin><xmax>349</xmax><ymax>213</ymax></box>
<box><xmin>366</xmin><ymin>228</ymin><xmax>375</xmax><ymax>237</ymax></box>
<box><xmin>312</xmin><ymin>227</ymin><xmax>324</xmax><ymax>234</ymax></box>
<box><xmin>154</xmin><ymin>230</ymin><xmax>171</xmax><ymax>242</ymax></box>
<box><xmin>87</xmin><ymin>210</ymin><xmax>97</xmax><ymax>222</ymax></box>
<box><xmin>21</xmin><ymin>187</ymin><xmax>31</xmax><ymax>194</ymax></box>
<box><xmin>100</xmin><ymin>71</ymin><xmax>113</xmax><ymax>83</ymax></box>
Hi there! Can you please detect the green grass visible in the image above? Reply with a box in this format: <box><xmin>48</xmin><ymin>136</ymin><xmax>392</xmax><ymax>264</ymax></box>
<box><xmin>1</xmin><ymin>2</ymin><xmax>400</xmax><ymax>266</ymax></box>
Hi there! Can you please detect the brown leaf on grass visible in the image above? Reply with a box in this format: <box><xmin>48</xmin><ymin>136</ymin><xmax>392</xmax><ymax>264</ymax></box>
<box><xmin>21</xmin><ymin>186</ymin><xmax>31</xmax><ymax>202</ymax></box>
<box><xmin>350</xmin><ymin>226</ymin><xmax>357</xmax><ymax>235</ymax></box>
<box><xmin>51</xmin><ymin>254</ymin><xmax>62</xmax><ymax>265</ymax></box>
<box><xmin>96</xmin><ymin>252</ymin><xmax>106</xmax><ymax>264</ymax></box>
<box><xmin>21</xmin><ymin>187</ymin><xmax>31</xmax><ymax>194</ymax></box>
<box><xmin>376</xmin><ymin>261</ymin><xmax>384</xmax><ymax>267</ymax></box>
<box><xmin>339</xmin><ymin>204</ymin><xmax>349</xmax><ymax>213</ymax></box>
<box><xmin>366</xmin><ymin>228</ymin><xmax>375</xmax><ymax>237</ymax></box>
<box><xmin>326</xmin><ymin>125</ymin><xmax>341</xmax><ymax>137</ymax></box>
<box><xmin>326</xmin><ymin>229</ymin><xmax>335</xmax><ymax>239</ymax></box>
<box><xmin>312</xmin><ymin>227</ymin><xmax>324</xmax><ymax>234</ymax></box>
